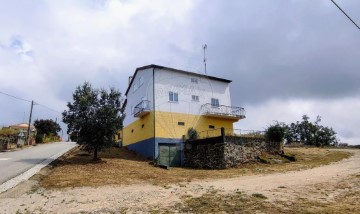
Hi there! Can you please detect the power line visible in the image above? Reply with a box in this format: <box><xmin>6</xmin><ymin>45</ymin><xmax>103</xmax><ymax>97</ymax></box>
<box><xmin>330</xmin><ymin>0</ymin><xmax>360</xmax><ymax>30</ymax></box>
<box><xmin>0</xmin><ymin>90</ymin><xmax>62</xmax><ymax>115</ymax></box>
<box><xmin>0</xmin><ymin>91</ymin><xmax>31</xmax><ymax>103</ymax></box>
<box><xmin>37</xmin><ymin>103</ymin><xmax>62</xmax><ymax>114</ymax></box>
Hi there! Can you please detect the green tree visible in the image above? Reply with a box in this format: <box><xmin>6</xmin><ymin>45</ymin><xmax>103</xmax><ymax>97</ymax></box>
<box><xmin>34</xmin><ymin>119</ymin><xmax>61</xmax><ymax>136</ymax></box>
<box><xmin>283</xmin><ymin>115</ymin><xmax>337</xmax><ymax>146</ymax></box>
<box><xmin>34</xmin><ymin>119</ymin><xmax>61</xmax><ymax>143</ymax></box>
<box><xmin>284</xmin><ymin>122</ymin><xmax>300</xmax><ymax>143</ymax></box>
<box><xmin>314</xmin><ymin>126</ymin><xmax>337</xmax><ymax>146</ymax></box>
<box><xmin>62</xmin><ymin>82</ymin><xmax>125</xmax><ymax>160</ymax></box>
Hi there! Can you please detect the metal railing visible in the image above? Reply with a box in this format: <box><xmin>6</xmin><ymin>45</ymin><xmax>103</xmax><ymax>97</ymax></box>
<box><xmin>185</xmin><ymin>128</ymin><xmax>265</xmax><ymax>141</ymax></box>
<box><xmin>133</xmin><ymin>100</ymin><xmax>151</xmax><ymax>117</ymax></box>
<box><xmin>224</xmin><ymin>129</ymin><xmax>265</xmax><ymax>138</ymax></box>
<box><xmin>196</xmin><ymin>128</ymin><xmax>223</xmax><ymax>139</ymax></box>
<box><xmin>200</xmin><ymin>103</ymin><xmax>246</xmax><ymax>119</ymax></box>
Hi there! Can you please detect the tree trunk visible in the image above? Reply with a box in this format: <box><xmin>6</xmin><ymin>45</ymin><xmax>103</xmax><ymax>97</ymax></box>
<box><xmin>93</xmin><ymin>146</ymin><xmax>98</xmax><ymax>160</ymax></box>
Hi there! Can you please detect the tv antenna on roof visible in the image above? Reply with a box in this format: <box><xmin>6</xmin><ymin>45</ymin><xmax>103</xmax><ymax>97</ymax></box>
<box><xmin>202</xmin><ymin>44</ymin><xmax>207</xmax><ymax>74</ymax></box>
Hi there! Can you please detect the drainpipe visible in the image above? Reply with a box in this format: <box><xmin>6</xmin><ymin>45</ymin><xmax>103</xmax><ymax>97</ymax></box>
<box><xmin>221</xmin><ymin>127</ymin><xmax>225</xmax><ymax>143</ymax></box>
<box><xmin>152</xmin><ymin>67</ymin><xmax>156</xmax><ymax>162</ymax></box>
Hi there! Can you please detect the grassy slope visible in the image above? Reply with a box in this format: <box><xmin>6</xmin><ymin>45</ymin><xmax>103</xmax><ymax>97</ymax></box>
<box><xmin>40</xmin><ymin>147</ymin><xmax>352</xmax><ymax>189</ymax></box>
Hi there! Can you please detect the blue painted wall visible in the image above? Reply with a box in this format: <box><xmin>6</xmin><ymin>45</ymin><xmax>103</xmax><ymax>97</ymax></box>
<box><xmin>127</xmin><ymin>137</ymin><xmax>155</xmax><ymax>159</ymax></box>
<box><xmin>126</xmin><ymin>137</ymin><xmax>185</xmax><ymax>165</ymax></box>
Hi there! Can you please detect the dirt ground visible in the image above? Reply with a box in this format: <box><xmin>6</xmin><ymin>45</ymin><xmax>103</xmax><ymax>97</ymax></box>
<box><xmin>39</xmin><ymin>147</ymin><xmax>351</xmax><ymax>188</ymax></box>
<box><xmin>0</xmin><ymin>149</ymin><xmax>359</xmax><ymax>213</ymax></box>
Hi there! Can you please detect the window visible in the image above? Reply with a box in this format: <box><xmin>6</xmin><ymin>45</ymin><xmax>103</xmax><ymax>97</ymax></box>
<box><xmin>139</xmin><ymin>75</ymin><xmax>144</xmax><ymax>86</ymax></box>
<box><xmin>169</xmin><ymin>91</ymin><xmax>178</xmax><ymax>102</ymax></box>
<box><xmin>133</xmin><ymin>82</ymin><xmax>138</xmax><ymax>93</ymax></box>
<box><xmin>178</xmin><ymin>122</ymin><xmax>185</xmax><ymax>126</ymax></box>
<box><xmin>192</xmin><ymin>95</ymin><xmax>199</xmax><ymax>102</ymax></box>
<box><xmin>209</xmin><ymin>125</ymin><xmax>215</xmax><ymax>129</ymax></box>
<box><xmin>133</xmin><ymin>76</ymin><xmax>143</xmax><ymax>93</ymax></box>
<box><xmin>191</xmin><ymin>77</ymin><xmax>198</xmax><ymax>84</ymax></box>
<box><xmin>211</xmin><ymin>98</ymin><xmax>219</xmax><ymax>107</ymax></box>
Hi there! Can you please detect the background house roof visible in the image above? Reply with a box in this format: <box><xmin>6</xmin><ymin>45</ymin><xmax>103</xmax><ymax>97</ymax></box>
<box><xmin>9</xmin><ymin>123</ymin><xmax>36</xmax><ymax>132</ymax></box>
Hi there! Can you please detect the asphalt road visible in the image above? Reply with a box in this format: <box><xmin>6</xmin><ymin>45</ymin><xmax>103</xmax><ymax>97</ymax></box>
<box><xmin>0</xmin><ymin>142</ymin><xmax>77</xmax><ymax>185</ymax></box>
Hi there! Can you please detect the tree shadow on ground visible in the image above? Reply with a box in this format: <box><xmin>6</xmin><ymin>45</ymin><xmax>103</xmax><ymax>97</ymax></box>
<box><xmin>53</xmin><ymin>147</ymin><xmax>149</xmax><ymax>166</ymax></box>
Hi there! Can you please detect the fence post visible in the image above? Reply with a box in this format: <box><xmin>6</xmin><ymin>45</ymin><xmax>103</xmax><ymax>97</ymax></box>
<box><xmin>221</xmin><ymin>127</ymin><xmax>225</xmax><ymax>143</ymax></box>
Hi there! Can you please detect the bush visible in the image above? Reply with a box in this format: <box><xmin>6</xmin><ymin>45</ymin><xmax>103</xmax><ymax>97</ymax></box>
<box><xmin>265</xmin><ymin>122</ymin><xmax>286</xmax><ymax>142</ymax></box>
<box><xmin>187</xmin><ymin>128</ymin><xmax>199</xmax><ymax>140</ymax></box>
<box><xmin>35</xmin><ymin>134</ymin><xmax>44</xmax><ymax>143</ymax></box>
<box><xmin>338</xmin><ymin>143</ymin><xmax>349</xmax><ymax>147</ymax></box>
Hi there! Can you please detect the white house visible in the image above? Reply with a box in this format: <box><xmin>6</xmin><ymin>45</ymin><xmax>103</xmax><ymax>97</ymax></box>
<box><xmin>121</xmin><ymin>64</ymin><xmax>245</xmax><ymax>166</ymax></box>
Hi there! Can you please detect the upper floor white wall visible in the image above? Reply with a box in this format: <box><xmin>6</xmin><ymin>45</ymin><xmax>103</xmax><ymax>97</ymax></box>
<box><xmin>124</xmin><ymin>66</ymin><xmax>233</xmax><ymax>126</ymax></box>
<box><xmin>154</xmin><ymin>68</ymin><xmax>231</xmax><ymax>115</ymax></box>
<box><xmin>123</xmin><ymin>68</ymin><xmax>154</xmax><ymax>126</ymax></box>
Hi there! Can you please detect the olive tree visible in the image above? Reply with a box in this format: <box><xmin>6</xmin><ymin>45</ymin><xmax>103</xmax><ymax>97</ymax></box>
<box><xmin>62</xmin><ymin>82</ymin><xmax>125</xmax><ymax>160</ymax></box>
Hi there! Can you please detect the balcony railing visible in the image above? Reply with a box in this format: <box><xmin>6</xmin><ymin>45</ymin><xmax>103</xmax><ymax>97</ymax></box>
<box><xmin>133</xmin><ymin>100</ymin><xmax>151</xmax><ymax>117</ymax></box>
<box><xmin>200</xmin><ymin>103</ymin><xmax>246</xmax><ymax>120</ymax></box>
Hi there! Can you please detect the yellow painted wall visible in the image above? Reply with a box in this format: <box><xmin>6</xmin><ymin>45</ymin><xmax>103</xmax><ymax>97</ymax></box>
<box><xmin>123</xmin><ymin>112</ymin><xmax>155</xmax><ymax>146</ymax></box>
<box><xmin>155</xmin><ymin>111</ymin><xmax>234</xmax><ymax>139</ymax></box>
<box><xmin>123</xmin><ymin>111</ymin><xmax>238</xmax><ymax>145</ymax></box>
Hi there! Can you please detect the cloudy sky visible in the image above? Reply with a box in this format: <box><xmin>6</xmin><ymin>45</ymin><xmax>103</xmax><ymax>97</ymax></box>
<box><xmin>0</xmin><ymin>0</ymin><xmax>359</xmax><ymax>144</ymax></box>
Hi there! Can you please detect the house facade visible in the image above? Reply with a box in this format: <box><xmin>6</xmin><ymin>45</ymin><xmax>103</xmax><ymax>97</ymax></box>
<box><xmin>121</xmin><ymin>64</ymin><xmax>245</xmax><ymax>166</ymax></box>
<box><xmin>8</xmin><ymin>123</ymin><xmax>37</xmax><ymax>145</ymax></box>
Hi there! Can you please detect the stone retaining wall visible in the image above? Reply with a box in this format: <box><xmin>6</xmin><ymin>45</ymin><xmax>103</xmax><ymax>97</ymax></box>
<box><xmin>184</xmin><ymin>142</ymin><xmax>226</xmax><ymax>169</ymax></box>
<box><xmin>184</xmin><ymin>137</ymin><xmax>282</xmax><ymax>169</ymax></box>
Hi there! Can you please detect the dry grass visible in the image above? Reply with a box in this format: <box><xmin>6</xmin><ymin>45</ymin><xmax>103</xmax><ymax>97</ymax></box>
<box><xmin>40</xmin><ymin>146</ymin><xmax>352</xmax><ymax>189</ymax></box>
<box><xmin>153</xmin><ymin>173</ymin><xmax>360</xmax><ymax>214</ymax></box>
<box><xmin>259</xmin><ymin>147</ymin><xmax>353</xmax><ymax>173</ymax></box>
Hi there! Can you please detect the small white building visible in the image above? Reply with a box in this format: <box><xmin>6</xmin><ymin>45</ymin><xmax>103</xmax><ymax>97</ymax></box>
<box><xmin>121</xmin><ymin>65</ymin><xmax>245</xmax><ymax>166</ymax></box>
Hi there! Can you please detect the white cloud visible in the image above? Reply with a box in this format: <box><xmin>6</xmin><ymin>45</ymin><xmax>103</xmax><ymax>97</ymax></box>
<box><xmin>0</xmin><ymin>0</ymin><xmax>359</xmax><ymax>145</ymax></box>
<box><xmin>234</xmin><ymin>97</ymin><xmax>360</xmax><ymax>145</ymax></box>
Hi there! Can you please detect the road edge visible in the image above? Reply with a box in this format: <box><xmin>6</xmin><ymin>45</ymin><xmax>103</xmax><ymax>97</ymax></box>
<box><xmin>0</xmin><ymin>143</ymin><xmax>77</xmax><ymax>194</ymax></box>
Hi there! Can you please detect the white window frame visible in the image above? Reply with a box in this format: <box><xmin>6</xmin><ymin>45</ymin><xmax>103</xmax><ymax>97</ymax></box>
<box><xmin>192</xmin><ymin>95</ymin><xmax>199</xmax><ymax>102</ymax></box>
<box><xmin>169</xmin><ymin>91</ymin><xmax>178</xmax><ymax>102</ymax></box>
<box><xmin>139</xmin><ymin>75</ymin><xmax>144</xmax><ymax>87</ymax></box>
<box><xmin>191</xmin><ymin>77</ymin><xmax>199</xmax><ymax>84</ymax></box>
<box><xmin>133</xmin><ymin>82</ymin><xmax>138</xmax><ymax>93</ymax></box>
<box><xmin>211</xmin><ymin>98</ymin><xmax>219</xmax><ymax>107</ymax></box>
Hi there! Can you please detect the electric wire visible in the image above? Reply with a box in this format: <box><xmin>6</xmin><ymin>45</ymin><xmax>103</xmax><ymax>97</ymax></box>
<box><xmin>0</xmin><ymin>90</ymin><xmax>62</xmax><ymax>115</ymax></box>
<box><xmin>37</xmin><ymin>103</ymin><xmax>62</xmax><ymax>115</ymax></box>
<box><xmin>330</xmin><ymin>0</ymin><xmax>360</xmax><ymax>30</ymax></box>
<box><xmin>0</xmin><ymin>91</ymin><xmax>31</xmax><ymax>103</ymax></box>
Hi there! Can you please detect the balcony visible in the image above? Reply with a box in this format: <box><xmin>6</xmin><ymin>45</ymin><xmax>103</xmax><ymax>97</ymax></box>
<box><xmin>200</xmin><ymin>103</ymin><xmax>246</xmax><ymax>120</ymax></box>
<box><xmin>133</xmin><ymin>100</ymin><xmax>151</xmax><ymax>117</ymax></box>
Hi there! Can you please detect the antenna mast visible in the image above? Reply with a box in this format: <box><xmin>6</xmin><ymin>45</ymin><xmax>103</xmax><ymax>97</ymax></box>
<box><xmin>202</xmin><ymin>44</ymin><xmax>207</xmax><ymax>74</ymax></box>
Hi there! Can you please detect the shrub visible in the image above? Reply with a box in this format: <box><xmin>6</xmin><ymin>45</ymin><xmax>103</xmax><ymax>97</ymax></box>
<box><xmin>265</xmin><ymin>122</ymin><xmax>287</xmax><ymax>142</ymax></box>
<box><xmin>187</xmin><ymin>128</ymin><xmax>199</xmax><ymax>140</ymax></box>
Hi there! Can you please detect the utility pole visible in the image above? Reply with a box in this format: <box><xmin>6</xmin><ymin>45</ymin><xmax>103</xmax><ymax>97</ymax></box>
<box><xmin>202</xmin><ymin>44</ymin><xmax>207</xmax><ymax>74</ymax></box>
<box><xmin>26</xmin><ymin>100</ymin><xmax>35</xmax><ymax>145</ymax></box>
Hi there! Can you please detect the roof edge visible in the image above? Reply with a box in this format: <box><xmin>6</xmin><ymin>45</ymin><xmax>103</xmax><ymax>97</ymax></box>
<box><xmin>125</xmin><ymin>64</ymin><xmax>232</xmax><ymax>96</ymax></box>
